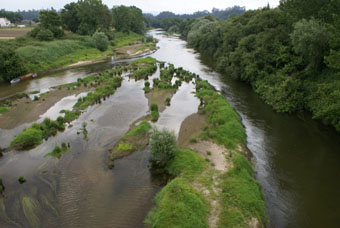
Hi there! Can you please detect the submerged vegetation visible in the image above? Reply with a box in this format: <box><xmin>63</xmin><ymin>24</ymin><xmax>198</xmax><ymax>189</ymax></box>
<box><xmin>45</xmin><ymin>143</ymin><xmax>69</xmax><ymax>159</ymax></box>
<box><xmin>109</xmin><ymin>120</ymin><xmax>152</xmax><ymax>168</ymax></box>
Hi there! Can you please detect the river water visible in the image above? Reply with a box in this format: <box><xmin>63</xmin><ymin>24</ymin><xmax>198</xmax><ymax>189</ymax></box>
<box><xmin>0</xmin><ymin>30</ymin><xmax>340</xmax><ymax>227</ymax></box>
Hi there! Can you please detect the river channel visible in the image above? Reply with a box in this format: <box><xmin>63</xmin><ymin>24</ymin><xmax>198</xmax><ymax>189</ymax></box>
<box><xmin>0</xmin><ymin>30</ymin><xmax>340</xmax><ymax>228</ymax></box>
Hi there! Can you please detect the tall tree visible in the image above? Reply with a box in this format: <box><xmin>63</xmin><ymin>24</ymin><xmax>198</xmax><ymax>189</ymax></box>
<box><xmin>60</xmin><ymin>3</ymin><xmax>80</xmax><ymax>33</ymax></box>
<box><xmin>76</xmin><ymin>0</ymin><xmax>112</xmax><ymax>35</ymax></box>
<box><xmin>112</xmin><ymin>6</ymin><xmax>145</xmax><ymax>34</ymax></box>
<box><xmin>39</xmin><ymin>10</ymin><xmax>64</xmax><ymax>38</ymax></box>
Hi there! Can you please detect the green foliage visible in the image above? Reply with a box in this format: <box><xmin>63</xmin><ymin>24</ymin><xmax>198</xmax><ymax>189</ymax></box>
<box><xmin>145</xmin><ymin>178</ymin><xmax>208</xmax><ymax>228</ymax></box>
<box><xmin>0</xmin><ymin>46</ymin><xmax>27</xmax><ymax>82</ymax></box>
<box><xmin>75</xmin><ymin>75</ymin><xmax>122</xmax><ymax>110</ymax></box>
<box><xmin>10</xmin><ymin>128</ymin><xmax>43</xmax><ymax>149</ymax></box>
<box><xmin>167</xmin><ymin>149</ymin><xmax>207</xmax><ymax>179</ymax></box>
<box><xmin>126</xmin><ymin>120</ymin><xmax>152</xmax><ymax>137</ymax></box>
<box><xmin>151</xmin><ymin>111</ymin><xmax>160</xmax><ymax>122</ymax></box>
<box><xmin>150</xmin><ymin>129</ymin><xmax>177</xmax><ymax>167</ymax></box>
<box><xmin>197</xmin><ymin>88</ymin><xmax>246</xmax><ymax>149</ymax></box>
<box><xmin>112</xmin><ymin>6</ymin><xmax>145</xmax><ymax>34</ymax></box>
<box><xmin>36</xmin><ymin>29</ymin><xmax>54</xmax><ymax>41</ymax></box>
<box><xmin>39</xmin><ymin>10</ymin><xmax>64</xmax><ymax>38</ymax></box>
<box><xmin>61</xmin><ymin>0</ymin><xmax>112</xmax><ymax>35</ymax></box>
<box><xmin>291</xmin><ymin>18</ymin><xmax>329</xmax><ymax>72</ymax></box>
<box><xmin>150</xmin><ymin>103</ymin><xmax>158</xmax><ymax>112</ymax></box>
<box><xmin>92</xmin><ymin>31</ymin><xmax>109</xmax><ymax>51</ymax></box>
<box><xmin>45</xmin><ymin>144</ymin><xmax>69</xmax><ymax>159</ymax></box>
<box><xmin>117</xmin><ymin>143</ymin><xmax>134</xmax><ymax>152</ymax></box>
<box><xmin>61</xmin><ymin>110</ymin><xmax>81</xmax><ymax>123</ymax></box>
<box><xmin>18</xmin><ymin>176</ymin><xmax>26</xmax><ymax>184</ymax></box>
<box><xmin>0</xmin><ymin>107</ymin><xmax>9</xmax><ymax>114</ymax></box>
<box><xmin>219</xmin><ymin>154</ymin><xmax>267</xmax><ymax>227</ymax></box>
<box><xmin>178</xmin><ymin>4</ymin><xmax>340</xmax><ymax>132</ymax></box>
<box><xmin>165</xmin><ymin>97</ymin><xmax>171</xmax><ymax>105</ymax></box>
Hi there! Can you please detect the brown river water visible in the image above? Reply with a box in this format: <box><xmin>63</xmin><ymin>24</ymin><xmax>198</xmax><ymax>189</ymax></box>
<box><xmin>0</xmin><ymin>30</ymin><xmax>340</xmax><ymax>227</ymax></box>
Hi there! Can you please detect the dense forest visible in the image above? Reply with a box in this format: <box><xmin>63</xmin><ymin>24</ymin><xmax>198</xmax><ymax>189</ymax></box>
<box><xmin>150</xmin><ymin>0</ymin><xmax>340</xmax><ymax>132</ymax></box>
<box><xmin>144</xmin><ymin>6</ymin><xmax>245</xmax><ymax>32</ymax></box>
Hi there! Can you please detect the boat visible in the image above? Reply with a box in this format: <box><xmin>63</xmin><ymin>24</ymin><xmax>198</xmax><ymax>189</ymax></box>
<box><xmin>20</xmin><ymin>73</ymin><xmax>34</xmax><ymax>80</ymax></box>
<box><xmin>10</xmin><ymin>78</ymin><xmax>21</xmax><ymax>84</ymax></box>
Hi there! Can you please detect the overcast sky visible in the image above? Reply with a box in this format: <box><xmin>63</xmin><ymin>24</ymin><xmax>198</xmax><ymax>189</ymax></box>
<box><xmin>2</xmin><ymin>0</ymin><xmax>280</xmax><ymax>14</ymax></box>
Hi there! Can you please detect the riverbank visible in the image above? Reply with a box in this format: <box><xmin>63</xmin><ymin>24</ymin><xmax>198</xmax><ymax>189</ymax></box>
<box><xmin>0</xmin><ymin>31</ymin><xmax>157</xmax><ymax>83</ymax></box>
<box><xmin>145</xmin><ymin>76</ymin><xmax>266</xmax><ymax>227</ymax></box>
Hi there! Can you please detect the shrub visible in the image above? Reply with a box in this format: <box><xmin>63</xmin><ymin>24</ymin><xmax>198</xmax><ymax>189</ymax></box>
<box><xmin>144</xmin><ymin>81</ymin><xmax>150</xmax><ymax>87</ymax></box>
<box><xmin>151</xmin><ymin>111</ymin><xmax>159</xmax><ymax>122</ymax></box>
<box><xmin>18</xmin><ymin>176</ymin><xmax>26</xmax><ymax>184</ymax></box>
<box><xmin>92</xmin><ymin>31</ymin><xmax>109</xmax><ymax>51</ymax></box>
<box><xmin>150</xmin><ymin>103</ymin><xmax>158</xmax><ymax>112</ymax></box>
<box><xmin>165</xmin><ymin>97</ymin><xmax>171</xmax><ymax>106</ymax></box>
<box><xmin>189</xmin><ymin>138</ymin><xmax>197</xmax><ymax>143</ymax></box>
<box><xmin>10</xmin><ymin>128</ymin><xmax>43</xmax><ymax>148</ymax></box>
<box><xmin>36</xmin><ymin>29</ymin><xmax>54</xmax><ymax>41</ymax></box>
<box><xmin>150</xmin><ymin>129</ymin><xmax>177</xmax><ymax>167</ymax></box>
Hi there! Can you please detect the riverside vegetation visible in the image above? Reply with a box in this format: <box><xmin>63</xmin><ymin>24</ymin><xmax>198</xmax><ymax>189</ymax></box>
<box><xmin>0</xmin><ymin>0</ymin><xmax>156</xmax><ymax>83</ymax></box>
<box><xmin>144</xmin><ymin>74</ymin><xmax>266</xmax><ymax>227</ymax></box>
<box><xmin>150</xmin><ymin>0</ymin><xmax>340</xmax><ymax>132</ymax></box>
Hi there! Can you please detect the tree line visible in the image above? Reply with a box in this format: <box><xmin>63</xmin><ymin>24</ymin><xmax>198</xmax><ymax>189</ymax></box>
<box><xmin>144</xmin><ymin>6</ymin><xmax>245</xmax><ymax>32</ymax></box>
<box><xmin>153</xmin><ymin>0</ymin><xmax>340</xmax><ymax>132</ymax></box>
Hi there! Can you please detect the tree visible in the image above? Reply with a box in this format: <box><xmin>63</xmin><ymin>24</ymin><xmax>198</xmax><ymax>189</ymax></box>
<box><xmin>112</xmin><ymin>6</ymin><xmax>145</xmax><ymax>34</ymax></box>
<box><xmin>76</xmin><ymin>0</ymin><xmax>112</xmax><ymax>35</ymax></box>
<box><xmin>0</xmin><ymin>47</ymin><xmax>27</xmax><ymax>82</ymax></box>
<box><xmin>290</xmin><ymin>18</ymin><xmax>329</xmax><ymax>72</ymax></box>
<box><xmin>150</xmin><ymin>129</ymin><xmax>177</xmax><ymax>167</ymax></box>
<box><xmin>92</xmin><ymin>31</ymin><xmax>109</xmax><ymax>51</ymax></box>
<box><xmin>60</xmin><ymin>2</ymin><xmax>80</xmax><ymax>33</ymax></box>
<box><xmin>39</xmin><ymin>10</ymin><xmax>64</xmax><ymax>38</ymax></box>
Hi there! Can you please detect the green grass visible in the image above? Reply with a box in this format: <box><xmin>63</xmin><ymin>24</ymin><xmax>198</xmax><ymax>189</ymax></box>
<box><xmin>44</xmin><ymin>144</ymin><xmax>69</xmax><ymax>159</ymax></box>
<box><xmin>0</xmin><ymin>107</ymin><xmax>9</xmax><ymax>114</ymax></box>
<box><xmin>74</xmin><ymin>76</ymin><xmax>122</xmax><ymax>110</ymax></box>
<box><xmin>219</xmin><ymin>154</ymin><xmax>267</xmax><ymax>227</ymax></box>
<box><xmin>126</xmin><ymin>120</ymin><xmax>152</xmax><ymax>137</ymax></box>
<box><xmin>167</xmin><ymin>149</ymin><xmax>207</xmax><ymax>180</ymax></box>
<box><xmin>197</xmin><ymin>88</ymin><xmax>246</xmax><ymax>149</ymax></box>
<box><xmin>109</xmin><ymin>121</ymin><xmax>152</xmax><ymax>166</ymax></box>
<box><xmin>10</xmin><ymin>128</ymin><xmax>43</xmax><ymax>149</ymax></box>
<box><xmin>116</xmin><ymin>143</ymin><xmax>134</xmax><ymax>152</ymax></box>
<box><xmin>145</xmin><ymin>178</ymin><xmax>208</xmax><ymax>228</ymax></box>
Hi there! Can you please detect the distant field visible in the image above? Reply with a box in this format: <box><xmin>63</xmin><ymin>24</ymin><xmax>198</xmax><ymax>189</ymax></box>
<box><xmin>0</xmin><ymin>28</ymin><xmax>32</xmax><ymax>38</ymax></box>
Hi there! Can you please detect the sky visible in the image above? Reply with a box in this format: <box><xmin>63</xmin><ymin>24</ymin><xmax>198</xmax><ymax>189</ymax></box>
<box><xmin>2</xmin><ymin>0</ymin><xmax>280</xmax><ymax>14</ymax></box>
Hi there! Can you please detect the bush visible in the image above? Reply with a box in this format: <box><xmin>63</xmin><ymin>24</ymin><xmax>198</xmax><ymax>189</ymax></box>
<box><xmin>150</xmin><ymin>129</ymin><xmax>177</xmax><ymax>167</ymax></box>
<box><xmin>10</xmin><ymin>128</ymin><xmax>43</xmax><ymax>148</ymax></box>
<box><xmin>165</xmin><ymin>97</ymin><xmax>171</xmax><ymax>106</ymax></box>
<box><xmin>18</xmin><ymin>176</ymin><xmax>26</xmax><ymax>184</ymax></box>
<box><xmin>151</xmin><ymin>111</ymin><xmax>159</xmax><ymax>122</ymax></box>
<box><xmin>36</xmin><ymin>29</ymin><xmax>54</xmax><ymax>41</ymax></box>
<box><xmin>92</xmin><ymin>31</ymin><xmax>109</xmax><ymax>51</ymax></box>
<box><xmin>150</xmin><ymin>103</ymin><xmax>158</xmax><ymax>112</ymax></box>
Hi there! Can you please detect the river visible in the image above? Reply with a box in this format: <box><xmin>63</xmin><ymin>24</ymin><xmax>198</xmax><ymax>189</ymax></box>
<box><xmin>1</xmin><ymin>30</ymin><xmax>340</xmax><ymax>227</ymax></box>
